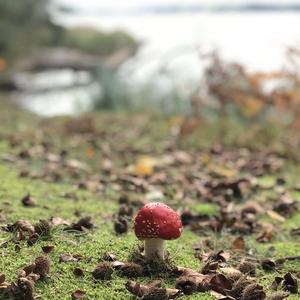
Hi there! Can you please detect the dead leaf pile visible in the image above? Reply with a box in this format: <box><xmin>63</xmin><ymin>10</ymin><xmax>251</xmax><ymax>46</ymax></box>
<box><xmin>0</xmin><ymin>256</ymin><xmax>51</xmax><ymax>300</ymax></box>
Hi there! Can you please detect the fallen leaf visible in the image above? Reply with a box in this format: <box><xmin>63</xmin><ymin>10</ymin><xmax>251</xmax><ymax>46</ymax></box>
<box><xmin>0</xmin><ymin>273</ymin><xmax>5</xmax><ymax>285</ymax></box>
<box><xmin>261</xmin><ymin>259</ymin><xmax>276</xmax><ymax>271</ymax></box>
<box><xmin>21</xmin><ymin>193</ymin><xmax>36</xmax><ymax>207</ymax></box>
<box><xmin>85</xmin><ymin>147</ymin><xmax>95</xmax><ymax>159</ymax></box>
<box><xmin>232</xmin><ymin>236</ymin><xmax>245</xmax><ymax>250</ymax></box>
<box><xmin>102</xmin><ymin>252</ymin><xmax>117</xmax><ymax>261</ymax></box>
<box><xmin>241</xmin><ymin>283</ymin><xmax>266</xmax><ymax>300</ymax></box>
<box><xmin>71</xmin><ymin>290</ymin><xmax>86</xmax><ymax>299</ymax></box>
<box><xmin>267</xmin><ymin>291</ymin><xmax>290</xmax><ymax>300</ymax></box>
<box><xmin>118</xmin><ymin>262</ymin><xmax>143</xmax><ymax>278</ymax></box>
<box><xmin>291</xmin><ymin>227</ymin><xmax>300</xmax><ymax>236</ymax></box>
<box><xmin>42</xmin><ymin>245</ymin><xmax>54</xmax><ymax>254</ymax></box>
<box><xmin>114</xmin><ymin>216</ymin><xmax>128</xmax><ymax>235</ymax></box>
<box><xmin>59</xmin><ymin>254</ymin><xmax>82</xmax><ymax>263</ymax></box>
<box><xmin>125</xmin><ymin>280</ymin><xmax>182</xmax><ymax>299</ymax></box>
<box><xmin>65</xmin><ymin>216</ymin><xmax>94</xmax><ymax>232</ymax></box>
<box><xmin>210</xmin><ymin>290</ymin><xmax>235</xmax><ymax>299</ymax></box>
<box><xmin>210</xmin><ymin>273</ymin><xmax>232</xmax><ymax>295</ymax></box>
<box><xmin>50</xmin><ymin>217</ymin><xmax>70</xmax><ymax>226</ymax></box>
<box><xmin>237</xmin><ymin>260</ymin><xmax>256</xmax><ymax>276</ymax></box>
<box><xmin>132</xmin><ymin>156</ymin><xmax>156</xmax><ymax>177</ymax></box>
<box><xmin>34</xmin><ymin>256</ymin><xmax>51</xmax><ymax>277</ymax></box>
<box><xmin>92</xmin><ymin>263</ymin><xmax>113</xmax><ymax>280</ymax></box>
<box><xmin>73</xmin><ymin>268</ymin><xmax>84</xmax><ymax>277</ymax></box>
<box><xmin>267</xmin><ymin>210</ymin><xmax>286</xmax><ymax>222</ymax></box>
<box><xmin>283</xmin><ymin>272</ymin><xmax>298</xmax><ymax>293</ymax></box>
<box><xmin>256</xmin><ymin>229</ymin><xmax>274</xmax><ymax>243</ymax></box>
<box><xmin>175</xmin><ymin>267</ymin><xmax>211</xmax><ymax>295</ymax></box>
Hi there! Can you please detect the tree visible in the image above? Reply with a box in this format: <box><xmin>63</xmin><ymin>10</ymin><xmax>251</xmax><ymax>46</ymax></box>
<box><xmin>0</xmin><ymin>0</ymin><xmax>62</xmax><ymax>63</ymax></box>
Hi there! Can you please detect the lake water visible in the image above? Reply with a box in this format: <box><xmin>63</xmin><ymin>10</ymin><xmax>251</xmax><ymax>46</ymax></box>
<box><xmin>56</xmin><ymin>11</ymin><xmax>300</xmax><ymax>72</ymax></box>
<box><xmin>19</xmin><ymin>8</ymin><xmax>300</xmax><ymax>116</ymax></box>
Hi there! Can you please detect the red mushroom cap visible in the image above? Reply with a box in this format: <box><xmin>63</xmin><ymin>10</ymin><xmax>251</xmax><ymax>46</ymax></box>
<box><xmin>134</xmin><ymin>202</ymin><xmax>182</xmax><ymax>240</ymax></box>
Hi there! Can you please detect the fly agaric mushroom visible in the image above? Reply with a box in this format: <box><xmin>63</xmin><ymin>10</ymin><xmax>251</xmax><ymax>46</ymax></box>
<box><xmin>134</xmin><ymin>202</ymin><xmax>182</xmax><ymax>260</ymax></box>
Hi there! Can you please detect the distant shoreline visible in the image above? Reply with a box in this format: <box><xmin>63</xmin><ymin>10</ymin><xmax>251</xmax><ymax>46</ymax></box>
<box><xmin>68</xmin><ymin>4</ymin><xmax>300</xmax><ymax>16</ymax></box>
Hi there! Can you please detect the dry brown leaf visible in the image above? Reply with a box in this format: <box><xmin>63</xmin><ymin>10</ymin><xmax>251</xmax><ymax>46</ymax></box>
<box><xmin>267</xmin><ymin>210</ymin><xmax>286</xmax><ymax>222</ymax></box>
<box><xmin>232</xmin><ymin>236</ymin><xmax>245</xmax><ymax>250</ymax></box>
<box><xmin>71</xmin><ymin>290</ymin><xmax>86</xmax><ymax>299</ymax></box>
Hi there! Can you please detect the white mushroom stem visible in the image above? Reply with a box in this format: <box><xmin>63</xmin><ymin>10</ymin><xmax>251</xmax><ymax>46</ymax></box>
<box><xmin>144</xmin><ymin>238</ymin><xmax>165</xmax><ymax>259</ymax></box>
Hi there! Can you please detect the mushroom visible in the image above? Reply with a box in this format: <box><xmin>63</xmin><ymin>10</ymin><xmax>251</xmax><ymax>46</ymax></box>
<box><xmin>134</xmin><ymin>202</ymin><xmax>182</xmax><ymax>260</ymax></box>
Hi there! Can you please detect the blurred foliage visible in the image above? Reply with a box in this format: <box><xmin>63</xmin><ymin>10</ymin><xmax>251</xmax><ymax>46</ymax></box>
<box><xmin>60</xmin><ymin>26</ymin><xmax>139</xmax><ymax>57</ymax></box>
<box><xmin>92</xmin><ymin>67</ymin><xmax>191</xmax><ymax>114</ymax></box>
<box><xmin>175</xmin><ymin>49</ymin><xmax>300</xmax><ymax>142</ymax></box>
<box><xmin>199</xmin><ymin>50</ymin><xmax>300</xmax><ymax>128</ymax></box>
<box><xmin>92</xmin><ymin>68</ymin><xmax>132</xmax><ymax>111</ymax></box>
<box><xmin>0</xmin><ymin>1</ymin><xmax>138</xmax><ymax>68</ymax></box>
<box><xmin>90</xmin><ymin>47</ymin><xmax>300</xmax><ymax>141</ymax></box>
<box><xmin>0</xmin><ymin>0</ymin><xmax>63</xmax><ymax>63</ymax></box>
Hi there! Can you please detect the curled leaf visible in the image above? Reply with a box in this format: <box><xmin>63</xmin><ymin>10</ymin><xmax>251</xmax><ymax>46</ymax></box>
<box><xmin>125</xmin><ymin>280</ymin><xmax>182</xmax><ymax>299</ymax></box>
<box><xmin>92</xmin><ymin>263</ymin><xmax>113</xmax><ymax>280</ymax></box>
<box><xmin>71</xmin><ymin>290</ymin><xmax>86</xmax><ymax>299</ymax></box>
<box><xmin>175</xmin><ymin>268</ymin><xmax>211</xmax><ymax>295</ymax></box>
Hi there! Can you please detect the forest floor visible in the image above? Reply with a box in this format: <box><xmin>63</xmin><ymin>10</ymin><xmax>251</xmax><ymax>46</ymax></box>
<box><xmin>0</xmin><ymin>96</ymin><xmax>300</xmax><ymax>300</ymax></box>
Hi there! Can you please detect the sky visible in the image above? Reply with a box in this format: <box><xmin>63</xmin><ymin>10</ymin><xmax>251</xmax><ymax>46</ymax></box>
<box><xmin>57</xmin><ymin>0</ymin><xmax>300</xmax><ymax>10</ymax></box>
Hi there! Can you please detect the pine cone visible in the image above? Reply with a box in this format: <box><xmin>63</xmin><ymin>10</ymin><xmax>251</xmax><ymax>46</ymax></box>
<box><xmin>10</xmin><ymin>277</ymin><xmax>35</xmax><ymax>300</ymax></box>
<box><xmin>238</xmin><ymin>261</ymin><xmax>256</xmax><ymax>276</ymax></box>
<box><xmin>92</xmin><ymin>263</ymin><xmax>113</xmax><ymax>280</ymax></box>
<box><xmin>231</xmin><ymin>276</ymin><xmax>253</xmax><ymax>298</ymax></box>
<box><xmin>227</xmin><ymin>271</ymin><xmax>243</xmax><ymax>283</ymax></box>
<box><xmin>34</xmin><ymin>256</ymin><xmax>51</xmax><ymax>276</ymax></box>
<box><xmin>242</xmin><ymin>283</ymin><xmax>266</xmax><ymax>300</ymax></box>
<box><xmin>119</xmin><ymin>263</ymin><xmax>143</xmax><ymax>278</ymax></box>
<box><xmin>267</xmin><ymin>291</ymin><xmax>290</xmax><ymax>300</ymax></box>
<box><xmin>34</xmin><ymin>220</ymin><xmax>51</xmax><ymax>236</ymax></box>
<box><xmin>143</xmin><ymin>287</ymin><xmax>168</xmax><ymax>300</ymax></box>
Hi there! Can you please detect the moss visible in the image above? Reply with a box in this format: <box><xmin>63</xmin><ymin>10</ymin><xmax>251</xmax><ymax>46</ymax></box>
<box><xmin>1</xmin><ymin>99</ymin><xmax>300</xmax><ymax>299</ymax></box>
<box><xmin>0</xmin><ymin>163</ymin><xmax>206</xmax><ymax>299</ymax></box>
<box><xmin>61</xmin><ymin>26</ymin><xmax>139</xmax><ymax>57</ymax></box>
<box><xmin>1</xmin><ymin>158</ymin><xmax>300</xmax><ymax>299</ymax></box>
<box><xmin>256</xmin><ymin>175</ymin><xmax>277</xmax><ymax>188</ymax></box>
<box><xmin>188</xmin><ymin>203</ymin><xmax>219</xmax><ymax>216</ymax></box>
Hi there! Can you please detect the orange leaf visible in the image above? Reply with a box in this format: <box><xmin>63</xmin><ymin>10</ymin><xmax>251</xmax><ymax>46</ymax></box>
<box><xmin>0</xmin><ymin>58</ymin><xmax>6</xmax><ymax>72</ymax></box>
<box><xmin>85</xmin><ymin>147</ymin><xmax>94</xmax><ymax>159</ymax></box>
<box><xmin>132</xmin><ymin>156</ymin><xmax>156</xmax><ymax>177</ymax></box>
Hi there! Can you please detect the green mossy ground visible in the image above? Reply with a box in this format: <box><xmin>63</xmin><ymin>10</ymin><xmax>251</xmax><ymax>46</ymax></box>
<box><xmin>0</xmin><ymin>97</ymin><xmax>300</xmax><ymax>299</ymax></box>
<box><xmin>0</xmin><ymin>162</ymin><xmax>212</xmax><ymax>299</ymax></box>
